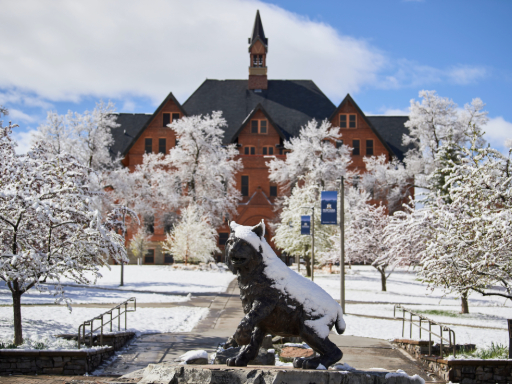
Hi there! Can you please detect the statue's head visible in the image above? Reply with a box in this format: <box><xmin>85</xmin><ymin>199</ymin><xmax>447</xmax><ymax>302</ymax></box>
<box><xmin>225</xmin><ymin>221</ymin><xmax>265</xmax><ymax>274</ymax></box>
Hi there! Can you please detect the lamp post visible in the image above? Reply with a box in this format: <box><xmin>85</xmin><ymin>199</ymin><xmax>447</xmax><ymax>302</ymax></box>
<box><xmin>301</xmin><ymin>207</ymin><xmax>315</xmax><ymax>281</ymax></box>
<box><xmin>339</xmin><ymin>177</ymin><xmax>345</xmax><ymax>313</ymax></box>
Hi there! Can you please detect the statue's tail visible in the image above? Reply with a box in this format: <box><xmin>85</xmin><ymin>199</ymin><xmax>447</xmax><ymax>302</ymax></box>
<box><xmin>335</xmin><ymin>307</ymin><xmax>346</xmax><ymax>335</ymax></box>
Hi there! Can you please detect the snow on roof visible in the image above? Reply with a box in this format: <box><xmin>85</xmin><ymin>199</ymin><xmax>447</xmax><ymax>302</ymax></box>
<box><xmin>230</xmin><ymin>221</ymin><xmax>345</xmax><ymax>338</ymax></box>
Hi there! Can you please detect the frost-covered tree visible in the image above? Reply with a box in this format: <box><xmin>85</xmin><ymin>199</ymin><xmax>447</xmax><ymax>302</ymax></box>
<box><xmin>166</xmin><ymin>112</ymin><xmax>242</xmax><ymax>227</ymax></box>
<box><xmin>35</xmin><ymin>101</ymin><xmax>120</xmax><ymax>172</ymax></box>
<box><xmin>163</xmin><ymin>204</ymin><xmax>219</xmax><ymax>265</ymax></box>
<box><xmin>360</xmin><ymin>91</ymin><xmax>488</xmax><ymax>209</ymax></box>
<box><xmin>419</xmin><ymin>129</ymin><xmax>512</xmax><ymax>312</ymax></box>
<box><xmin>128</xmin><ymin>227</ymin><xmax>151</xmax><ymax>265</ymax></box>
<box><xmin>267</xmin><ymin>119</ymin><xmax>351</xmax><ymax>190</ymax></box>
<box><xmin>403</xmin><ymin>90</ymin><xmax>488</xmax><ymax>190</ymax></box>
<box><xmin>0</xmin><ymin>121</ymin><xmax>127</xmax><ymax>344</ymax></box>
<box><xmin>272</xmin><ymin>181</ymin><xmax>336</xmax><ymax>277</ymax></box>
<box><xmin>343</xmin><ymin>187</ymin><xmax>391</xmax><ymax>291</ymax></box>
<box><xmin>33</xmin><ymin>111</ymin><xmax>75</xmax><ymax>156</ymax></box>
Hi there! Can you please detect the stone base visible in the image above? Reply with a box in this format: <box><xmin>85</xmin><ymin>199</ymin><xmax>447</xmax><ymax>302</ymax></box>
<box><xmin>129</xmin><ymin>364</ymin><xmax>425</xmax><ymax>384</ymax></box>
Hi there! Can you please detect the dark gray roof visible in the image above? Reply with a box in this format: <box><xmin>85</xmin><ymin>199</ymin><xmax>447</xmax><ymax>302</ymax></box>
<box><xmin>110</xmin><ymin>87</ymin><xmax>413</xmax><ymax>163</ymax></box>
<box><xmin>250</xmin><ymin>10</ymin><xmax>268</xmax><ymax>48</ymax></box>
<box><xmin>183</xmin><ymin>79</ymin><xmax>336</xmax><ymax>144</ymax></box>
<box><xmin>367</xmin><ymin>116</ymin><xmax>413</xmax><ymax>162</ymax></box>
<box><xmin>109</xmin><ymin>113</ymin><xmax>152</xmax><ymax>158</ymax></box>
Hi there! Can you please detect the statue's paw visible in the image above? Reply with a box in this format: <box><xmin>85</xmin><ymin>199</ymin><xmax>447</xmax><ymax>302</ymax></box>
<box><xmin>293</xmin><ymin>357</ymin><xmax>305</xmax><ymax>369</ymax></box>
<box><xmin>226</xmin><ymin>356</ymin><xmax>248</xmax><ymax>367</ymax></box>
<box><xmin>226</xmin><ymin>357</ymin><xmax>236</xmax><ymax>366</ymax></box>
<box><xmin>302</xmin><ymin>357</ymin><xmax>321</xmax><ymax>370</ymax></box>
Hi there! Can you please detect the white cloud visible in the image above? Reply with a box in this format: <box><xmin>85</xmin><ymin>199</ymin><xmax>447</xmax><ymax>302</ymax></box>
<box><xmin>122</xmin><ymin>100</ymin><xmax>137</xmax><ymax>112</ymax></box>
<box><xmin>0</xmin><ymin>0</ymin><xmax>385</xmax><ymax>104</ymax></box>
<box><xmin>12</xmin><ymin>128</ymin><xmax>37</xmax><ymax>155</ymax></box>
<box><xmin>447</xmin><ymin>65</ymin><xmax>487</xmax><ymax>85</ymax></box>
<box><xmin>378</xmin><ymin>107</ymin><xmax>410</xmax><ymax>116</ymax></box>
<box><xmin>8</xmin><ymin>108</ymin><xmax>36</xmax><ymax>123</ymax></box>
<box><xmin>483</xmin><ymin>116</ymin><xmax>512</xmax><ymax>145</ymax></box>
<box><xmin>378</xmin><ymin>60</ymin><xmax>487</xmax><ymax>89</ymax></box>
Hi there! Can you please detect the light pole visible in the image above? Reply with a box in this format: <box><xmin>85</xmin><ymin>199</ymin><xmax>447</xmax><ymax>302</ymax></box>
<box><xmin>338</xmin><ymin>177</ymin><xmax>345</xmax><ymax>313</ymax></box>
<box><xmin>301</xmin><ymin>207</ymin><xmax>315</xmax><ymax>281</ymax></box>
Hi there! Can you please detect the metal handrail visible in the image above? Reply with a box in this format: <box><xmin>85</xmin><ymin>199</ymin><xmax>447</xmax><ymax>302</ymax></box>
<box><xmin>77</xmin><ymin>297</ymin><xmax>136</xmax><ymax>349</ymax></box>
<box><xmin>394</xmin><ymin>304</ymin><xmax>456</xmax><ymax>358</ymax></box>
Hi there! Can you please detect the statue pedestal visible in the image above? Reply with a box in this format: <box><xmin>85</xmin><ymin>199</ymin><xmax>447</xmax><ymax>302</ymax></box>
<box><xmin>130</xmin><ymin>363</ymin><xmax>425</xmax><ymax>384</ymax></box>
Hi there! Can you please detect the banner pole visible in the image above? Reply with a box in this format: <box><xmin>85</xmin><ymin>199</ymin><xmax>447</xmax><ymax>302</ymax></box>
<box><xmin>340</xmin><ymin>176</ymin><xmax>345</xmax><ymax>313</ymax></box>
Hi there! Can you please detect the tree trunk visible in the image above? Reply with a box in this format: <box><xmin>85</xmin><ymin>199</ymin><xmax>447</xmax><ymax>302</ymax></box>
<box><xmin>304</xmin><ymin>256</ymin><xmax>311</xmax><ymax>277</ymax></box>
<box><xmin>460</xmin><ymin>291</ymin><xmax>469</xmax><ymax>314</ymax></box>
<box><xmin>378</xmin><ymin>268</ymin><xmax>387</xmax><ymax>292</ymax></box>
<box><xmin>12</xmin><ymin>288</ymin><xmax>23</xmax><ymax>345</ymax></box>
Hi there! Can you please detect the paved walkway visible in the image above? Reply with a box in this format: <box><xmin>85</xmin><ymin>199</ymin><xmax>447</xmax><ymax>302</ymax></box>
<box><xmin>0</xmin><ymin>279</ymin><xmax>439</xmax><ymax>383</ymax></box>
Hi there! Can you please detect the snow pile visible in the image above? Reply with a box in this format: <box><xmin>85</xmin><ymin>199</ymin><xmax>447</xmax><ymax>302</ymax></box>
<box><xmin>385</xmin><ymin>369</ymin><xmax>425</xmax><ymax>384</ymax></box>
<box><xmin>178</xmin><ymin>349</ymin><xmax>209</xmax><ymax>363</ymax></box>
<box><xmin>330</xmin><ymin>363</ymin><xmax>356</xmax><ymax>371</ymax></box>
<box><xmin>230</xmin><ymin>221</ymin><xmax>345</xmax><ymax>338</ymax></box>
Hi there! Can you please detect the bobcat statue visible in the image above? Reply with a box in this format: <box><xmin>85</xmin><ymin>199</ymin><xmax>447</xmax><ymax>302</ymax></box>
<box><xmin>225</xmin><ymin>220</ymin><xmax>345</xmax><ymax>369</ymax></box>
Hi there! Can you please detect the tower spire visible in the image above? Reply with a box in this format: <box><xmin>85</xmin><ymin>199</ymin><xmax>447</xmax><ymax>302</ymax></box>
<box><xmin>248</xmin><ymin>10</ymin><xmax>268</xmax><ymax>90</ymax></box>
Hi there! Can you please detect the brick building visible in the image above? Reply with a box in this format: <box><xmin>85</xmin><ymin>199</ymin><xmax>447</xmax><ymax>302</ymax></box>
<box><xmin>110</xmin><ymin>11</ymin><xmax>412</xmax><ymax>264</ymax></box>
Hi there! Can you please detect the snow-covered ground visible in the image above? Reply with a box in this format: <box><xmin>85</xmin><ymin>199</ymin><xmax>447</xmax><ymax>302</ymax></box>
<box><xmin>0</xmin><ymin>265</ymin><xmax>235</xmax><ymax>305</ymax></box>
<box><xmin>312</xmin><ymin>266</ymin><xmax>511</xmax><ymax>348</ymax></box>
<box><xmin>0</xmin><ymin>266</ymin><xmax>234</xmax><ymax>346</ymax></box>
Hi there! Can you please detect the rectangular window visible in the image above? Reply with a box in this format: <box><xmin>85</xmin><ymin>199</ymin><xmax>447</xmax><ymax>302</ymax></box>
<box><xmin>250</xmin><ymin>120</ymin><xmax>268</xmax><ymax>134</ymax></box>
<box><xmin>164</xmin><ymin>253</ymin><xmax>173</xmax><ymax>264</ymax></box>
<box><xmin>340</xmin><ymin>115</ymin><xmax>347</xmax><ymax>128</ymax></box>
<box><xmin>251</xmin><ymin>147</ymin><xmax>255</xmax><ymax>155</ymax></box>
<box><xmin>268</xmin><ymin>146</ymin><xmax>273</xmax><ymax>155</ymax></box>
<box><xmin>219</xmin><ymin>233</ymin><xmax>229</xmax><ymax>246</ymax></box>
<box><xmin>336</xmin><ymin>140</ymin><xmax>343</xmax><ymax>149</ymax></box>
<box><xmin>270</xmin><ymin>185</ymin><xmax>277</xmax><ymax>197</ymax></box>
<box><xmin>158</xmin><ymin>138</ymin><xmax>166</xmax><ymax>154</ymax></box>
<box><xmin>172</xmin><ymin>113</ymin><xmax>180</xmax><ymax>122</ymax></box>
<box><xmin>251</xmin><ymin>120</ymin><xmax>258</xmax><ymax>134</ymax></box>
<box><xmin>244</xmin><ymin>146</ymin><xmax>255</xmax><ymax>155</ymax></box>
<box><xmin>145</xmin><ymin>138</ymin><xmax>152</xmax><ymax>154</ymax></box>
<box><xmin>352</xmin><ymin>140</ymin><xmax>360</xmax><ymax>156</ymax></box>
<box><xmin>163</xmin><ymin>113</ymin><xmax>171</xmax><ymax>127</ymax></box>
<box><xmin>244</xmin><ymin>147</ymin><xmax>249</xmax><ymax>155</ymax></box>
<box><xmin>340</xmin><ymin>114</ymin><xmax>356</xmax><ymax>128</ymax></box>
<box><xmin>262</xmin><ymin>147</ymin><xmax>267</xmax><ymax>155</ymax></box>
<box><xmin>366</xmin><ymin>140</ymin><xmax>374</xmax><ymax>156</ymax></box>
<box><xmin>241</xmin><ymin>176</ymin><xmax>249</xmax><ymax>196</ymax></box>
<box><xmin>144</xmin><ymin>249</ymin><xmax>155</xmax><ymax>264</ymax></box>
<box><xmin>349</xmin><ymin>115</ymin><xmax>356</xmax><ymax>128</ymax></box>
<box><xmin>260</xmin><ymin>120</ymin><xmax>267</xmax><ymax>134</ymax></box>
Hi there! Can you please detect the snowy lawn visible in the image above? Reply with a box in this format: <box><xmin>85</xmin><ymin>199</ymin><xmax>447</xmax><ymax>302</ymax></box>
<box><xmin>311</xmin><ymin>266</ymin><xmax>511</xmax><ymax>348</ymax></box>
<box><xmin>0</xmin><ymin>265</ymin><xmax>236</xmax><ymax>305</ymax></box>
<box><xmin>0</xmin><ymin>306</ymin><xmax>208</xmax><ymax>348</ymax></box>
<box><xmin>0</xmin><ymin>266</ymin><xmax>233</xmax><ymax>347</ymax></box>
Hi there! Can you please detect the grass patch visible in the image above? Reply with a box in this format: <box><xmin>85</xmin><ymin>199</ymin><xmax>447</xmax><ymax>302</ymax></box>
<box><xmin>415</xmin><ymin>309</ymin><xmax>461</xmax><ymax>318</ymax></box>
<box><xmin>458</xmin><ymin>343</ymin><xmax>508</xmax><ymax>360</ymax></box>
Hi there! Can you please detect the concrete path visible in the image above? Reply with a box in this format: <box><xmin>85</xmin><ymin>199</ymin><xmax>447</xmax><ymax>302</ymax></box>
<box><xmin>0</xmin><ymin>280</ymin><xmax>439</xmax><ymax>383</ymax></box>
<box><xmin>96</xmin><ymin>280</ymin><xmax>435</xmax><ymax>382</ymax></box>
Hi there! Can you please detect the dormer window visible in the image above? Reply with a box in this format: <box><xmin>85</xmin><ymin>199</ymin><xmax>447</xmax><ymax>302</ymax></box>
<box><xmin>340</xmin><ymin>114</ymin><xmax>357</xmax><ymax>128</ymax></box>
<box><xmin>251</xmin><ymin>119</ymin><xmax>267</xmax><ymax>134</ymax></box>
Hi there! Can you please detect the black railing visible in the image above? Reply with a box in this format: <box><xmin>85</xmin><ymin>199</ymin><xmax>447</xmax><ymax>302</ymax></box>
<box><xmin>394</xmin><ymin>304</ymin><xmax>456</xmax><ymax>358</ymax></box>
<box><xmin>77</xmin><ymin>297</ymin><xmax>136</xmax><ymax>349</ymax></box>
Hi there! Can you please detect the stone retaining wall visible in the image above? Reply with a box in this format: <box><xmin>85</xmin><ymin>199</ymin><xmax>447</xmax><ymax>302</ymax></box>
<box><xmin>0</xmin><ymin>331</ymin><xmax>134</xmax><ymax>375</ymax></box>
<box><xmin>393</xmin><ymin>339</ymin><xmax>512</xmax><ymax>383</ymax></box>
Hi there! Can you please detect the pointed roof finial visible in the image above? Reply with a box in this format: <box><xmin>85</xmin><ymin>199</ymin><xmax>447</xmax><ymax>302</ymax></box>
<box><xmin>249</xmin><ymin>10</ymin><xmax>268</xmax><ymax>47</ymax></box>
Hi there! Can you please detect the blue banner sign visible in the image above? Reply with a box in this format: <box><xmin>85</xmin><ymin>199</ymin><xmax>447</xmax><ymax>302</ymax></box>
<box><xmin>300</xmin><ymin>215</ymin><xmax>311</xmax><ymax>235</ymax></box>
<box><xmin>321</xmin><ymin>191</ymin><xmax>338</xmax><ymax>225</ymax></box>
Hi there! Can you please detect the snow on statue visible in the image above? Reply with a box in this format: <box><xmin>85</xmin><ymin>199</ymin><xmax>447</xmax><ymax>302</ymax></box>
<box><xmin>225</xmin><ymin>220</ymin><xmax>345</xmax><ymax>369</ymax></box>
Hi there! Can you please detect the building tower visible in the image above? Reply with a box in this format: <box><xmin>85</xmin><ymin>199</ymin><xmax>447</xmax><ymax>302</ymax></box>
<box><xmin>248</xmin><ymin>10</ymin><xmax>268</xmax><ymax>90</ymax></box>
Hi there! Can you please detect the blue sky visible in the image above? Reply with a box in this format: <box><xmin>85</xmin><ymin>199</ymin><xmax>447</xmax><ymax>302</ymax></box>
<box><xmin>1</xmin><ymin>0</ymin><xmax>511</xmax><ymax>154</ymax></box>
